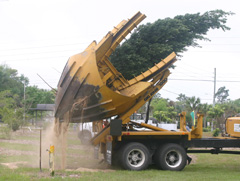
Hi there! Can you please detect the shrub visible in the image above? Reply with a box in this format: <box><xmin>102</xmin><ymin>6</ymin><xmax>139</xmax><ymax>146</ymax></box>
<box><xmin>213</xmin><ymin>128</ymin><xmax>220</xmax><ymax>137</ymax></box>
<box><xmin>11</xmin><ymin>120</ymin><xmax>20</xmax><ymax>131</ymax></box>
<box><xmin>203</xmin><ymin>127</ymin><xmax>211</xmax><ymax>132</ymax></box>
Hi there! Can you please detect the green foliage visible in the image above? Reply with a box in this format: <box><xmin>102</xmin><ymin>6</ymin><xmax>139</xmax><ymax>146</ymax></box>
<box><xmin>215</xmin><ymin>86</ymin><xmax>229</xmax><ymax>103</ymax></box>
<box><xmin>0</xmin><ymin>107</ymin><xmax>21</xmax><ymax>131</ymax></box>
<box><xmin>207</xmin><ymin>102</ymin><xmax>238</xmax><ymax>134</ymax></box>
<box><xmin>175</xmin><ymin>94</ymin><xmax>202</xmax><ymax>113</ymax></box>
<box><xmin>0</xmin><ymin>64</ymin><xmax>55</xmax><ymax>129</ymax></box>
<box><xmin>185</xmin><ymin>96</ymin><xmax>201</xmax><ymax>112</ymax></box>
<box><xmin>0</xmin><ymin>64</ymin><xmax>29</xmax><ymax>98</ymax></box>
<box><xmin>213</xmin><ymin>128</ymin><xmax>220</xmax><ymax>137</ymax></box>
<box><xmin>175</xmin><ymin>94</ymin><xmax>203</xmax><ymax>126</ymax></box>
<box><xmin>208</xmin><ymin>105</ymin><xmax>225</xmax><ymax>118</ymax></box>
<box><xmin>203</xmin><ymin>127</ymin><xmax>211</xmax><ymax>132</ymax></box>
<box><xmin>151</xmin><ymin>98</ymin><xmax>177</xmax><ymax>123</ymax></box>
<box><xmin>0</xmin><ymin>90</ymin><xmax>18</xmax><ymax>109</ymax></box>
<box><xmin>0</xmin><ymin>91</ymin><xmax>26</xmax><ymax>131</ymax></box>
<box><xmin>25</xmin><ymin>86</ymin><xmax>55</xmax><ymax>109</ymax></box>
<box><xmin>110</xmin><ymin>10</ymin><xmax>233</xmax><ymax>79</ymax></box>
<box><xmin>11</xmin><ymin>121</ymin><xmax>20</xmax><ymax>131</ymax></box>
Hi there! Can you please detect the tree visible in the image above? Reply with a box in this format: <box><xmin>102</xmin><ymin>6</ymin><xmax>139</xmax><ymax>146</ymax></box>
<box><xmin>175</xmin><ymin>94</ymin><xmax>201</xmax><ymax>113</ymax></box>
<box><xmin>232</xmin><ymin>99</ymin><xmax>240</xmax><ymax>114</ymax></box>
<box><xmin>208</xmin><ymin>105</ymin><xmax>225</xmax><ymax>134</ymax></box>
<box><xmin>185</xmin><ymin>96</ymin><xmax>201</xmax><ymax>113</ymax></box>
<box><xmin>0</xmin><ymin>90</ymin><xmax>21</xmax><ymax>131</ymax></box>
<box><xmin>151</xmin><ymin>98</ymin><xmax>177</xmax><ymax>123</ymax></box>
<box><xmin>199</xmin><ymin>103</ymin><xmax>211</xmax><ymax>127</ymax></box>
<box><xmin>0</xmin><ymin>64</ymin><xmax>29</xmax><ymax>98</ymax></box>
<box><xmin>0</xmin><ymin>64</ymin><xmax>55</xmax><ymax>128</ymax></box>
<box><xmin>215</xmin><ymin>86</ymin><xmax>229</xmax><ymax>103</ymax></box>
<box><xmin>175</xmin><ymin>94</ymin><xmax>187</xmax><ymax>113</ymax></box>
<box><xmin>176</xmin><ymin>93</ymin><xmax>187</xmax><ymax>102</ymax></box>
<box><xmin>25</xmin><ymin>86</ymin><xmax>55</xmax><ymax>112</ymax></box>
<box><xmin>110</xmin><ymin>10</ymin><xmax>233</xmax><ymax>79</ymax></box>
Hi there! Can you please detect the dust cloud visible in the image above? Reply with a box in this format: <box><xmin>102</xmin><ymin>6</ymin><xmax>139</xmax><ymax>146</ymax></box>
<box><xmin>37</xmin><ymin>112</ymin><xmax>110</xmax><ymax>171</ymax></box>
<box><xmin>53</xmin><ymin>112</ymin><xmax>69</xmax><ymax>170</ymax></box>
<box><xmin>38</xmin><ymin>114</ymin><xmax>69</xmax><ymax>170</ymax></box>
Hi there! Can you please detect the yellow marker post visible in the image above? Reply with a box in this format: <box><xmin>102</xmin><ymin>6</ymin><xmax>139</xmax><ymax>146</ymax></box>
<box><xmin>47</xmin><ymin>145</ymin><xmax>55</xmax><ymax>176</ymax></box>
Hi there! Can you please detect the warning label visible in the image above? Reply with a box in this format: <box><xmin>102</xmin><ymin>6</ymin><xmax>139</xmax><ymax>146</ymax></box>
<box><xmin>234</xmin><ymin>124</ymin><xmax>240</xmax><ymax>132</ymax></box>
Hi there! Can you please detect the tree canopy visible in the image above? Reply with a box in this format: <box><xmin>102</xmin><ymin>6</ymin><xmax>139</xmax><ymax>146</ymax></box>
<box><xmin>215</xmin><ymin>86</ymin><xmax>229</xmax><ymax>103</ymax></box>
<box><xmin>110</xmin><ymin>10</ymin><xmax>233</xmax><ymax>79</ymax></box>
<box><xmin>0</xmin><ymin>64</ymin><xmax>55</xmax><ymax>131</ymax></box>
<box><xmin>0</xmin><ymin>64</ymin><xmax>29</xmax><ymax>97</ymax></box>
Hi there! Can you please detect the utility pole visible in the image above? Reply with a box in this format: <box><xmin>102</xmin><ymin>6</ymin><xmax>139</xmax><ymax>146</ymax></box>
<box><xmin>213</xmin><ymin>68</ymin><xmax>216</xmax><ymax>107</ymax></box>
<box><xmin>24</xmin><ymin>80</ymin><xmax>26</xmax><ymax>122</ymax></box>
<box><xmin>212</xmin><ymin>68</ymin><xmax>216</xmax><ymax>131</ymax></box>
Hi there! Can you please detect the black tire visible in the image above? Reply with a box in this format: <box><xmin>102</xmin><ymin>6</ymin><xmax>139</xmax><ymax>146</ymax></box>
<box><xmin>154</xmin><ymin>143</ymin><xmax>187</xmax><ymax>171</ymax></box>
<box><xmin>120</xmin><ymin>142</ymin><xmax>150</xmax><ymax>171</ymax></box>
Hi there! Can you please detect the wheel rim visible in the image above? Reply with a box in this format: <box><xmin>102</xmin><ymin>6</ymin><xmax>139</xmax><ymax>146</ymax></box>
<box><xmin>165</xmin><ymin>149</ymin><xmax>182</xmax><ymax>168</ymax></box>
<box><xmin>127</xmin><ymin>149</ymin><xmax>145</xmax><ymax>168</ymax></box>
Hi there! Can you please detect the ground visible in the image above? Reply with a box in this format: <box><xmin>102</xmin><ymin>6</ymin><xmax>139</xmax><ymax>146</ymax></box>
<box><xmin>1</xmin><ymin>124</ymin><xmax>240</xmax><ymax>180</ymax></box>
<box><xmin>0</xmin><ymin>123</ymin><xmax>113</xmax><ymax>179</ymax></box>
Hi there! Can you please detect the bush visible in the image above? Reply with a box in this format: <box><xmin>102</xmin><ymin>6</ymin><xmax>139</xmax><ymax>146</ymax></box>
<box><xmin>213</xmin><ymin>128</ymin><xmax>220</xmax><ymax>137</ymax></box>
<box><xmin>203</xmin><ymin>127</ymin><xmax>211</xmax><ymax>132</ymax></box>
<box><xmin>11</xmin><ymin>120</ymin><xmax>20</xmax><ymax>131</ymax></box>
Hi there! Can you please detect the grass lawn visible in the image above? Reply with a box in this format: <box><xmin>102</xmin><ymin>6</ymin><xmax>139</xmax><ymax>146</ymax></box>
<box><xmin>1</xmin><ymin>155</ymin><xmax>240</xmax><ymax>181</ymax></box>
<box><xmin>1</xmin><ymin>128</ymin><xmax>240</xmax><ymax>180</ymax></box>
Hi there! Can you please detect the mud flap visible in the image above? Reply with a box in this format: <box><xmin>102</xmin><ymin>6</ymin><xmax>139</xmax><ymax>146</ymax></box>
<box><xmin>106</xmin><ymin>141</ymin><xmax>112</xmax><ymax>165</ymax></box>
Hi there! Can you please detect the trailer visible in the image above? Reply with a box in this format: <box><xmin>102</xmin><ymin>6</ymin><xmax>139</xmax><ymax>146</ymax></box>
<box><xmin>54</xmin><ymin>12</ymin><xmax>240</xmax><ymax>171</ymax></box>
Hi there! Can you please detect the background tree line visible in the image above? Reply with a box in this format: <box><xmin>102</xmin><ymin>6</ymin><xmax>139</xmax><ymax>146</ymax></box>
<box><xmin>138</xmin><ymin>86</ymin><xmax>240</xmax><ymax>135</ymax></box>
<box><xmin>0</xmin><ymin>64</ymin><xmax>55</xmax><ymax>131</ymax></box>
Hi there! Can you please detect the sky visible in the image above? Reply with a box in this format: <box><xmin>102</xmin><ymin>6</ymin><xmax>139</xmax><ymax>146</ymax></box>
<box><xmin>0</xmin><ymin>0</ymin><xmax>240</xmax><ymax>104</ymax></box>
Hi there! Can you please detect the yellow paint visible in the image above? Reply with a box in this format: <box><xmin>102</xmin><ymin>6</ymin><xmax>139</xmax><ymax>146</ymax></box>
<box><xmin>226</xmin><ymin>117</ymin><xmax>240</xmax><ymax>138</ymax></box>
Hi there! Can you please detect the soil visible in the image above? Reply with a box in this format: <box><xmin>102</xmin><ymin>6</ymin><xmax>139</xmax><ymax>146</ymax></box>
<box><xmin>1</xmin><ymin>161</ymin><xmax>28</xmax><ymax>169</ymax></box>
<box><xmin>0</xmin><ymin>127</ymin><xmax>115</xmax><ymax>173</ymax></box>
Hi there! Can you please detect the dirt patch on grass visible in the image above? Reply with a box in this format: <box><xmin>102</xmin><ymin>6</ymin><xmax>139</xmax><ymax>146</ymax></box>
<box><xmin>67</xmin><ymin>167</ymin><xmax>115</xmax><ymax>172</ymax></box>
<box><xmin>0</xmin><ymin>147</ymin><xmax>37</xmax><ymax>156</ymax></box>
<box><xmin>0</xmin><ymin>125</ymin><xmax>114</xmax><ymax>172</ymax></box>
<box><xmin>0</xmin><ymin>139</ymin><xmax>38</xmax><ymax>145</ymax></box>
<box><xmin>66</xmin><ymin>162</ymin><xmax>115</xmax><ymax>173</ymax></box>
<box><xmin>1</xmin><ymin>161</ymin><xmax>28</xmax><ymax>169</ymax></box>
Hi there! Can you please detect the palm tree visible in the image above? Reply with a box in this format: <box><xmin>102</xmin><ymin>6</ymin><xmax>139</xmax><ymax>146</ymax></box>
<box><xmin>185</xmin><ymin>96</ymin><xmax>201</xmax><ymax>113</ymax></box>
<box><xmin>199</xmin><ymin>103</ymin><xmax>210</xmax><ymax>127</ymax></box>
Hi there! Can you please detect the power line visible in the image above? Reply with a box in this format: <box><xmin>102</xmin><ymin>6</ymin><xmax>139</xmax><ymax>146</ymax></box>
<box><xmin>207</xmin><ymin>37</ymin><xmax>240</xmax><ymax>38</ymax></box>
<box><xmin>0</xmin><ymin>42</ymin><xmax>88</xmax><ymax>51</ymax></box>
<box><xmin>217</xmin><ymin>80</ymin><xmax>240</xmax><ymax>83</ymax></box>
<box><xmin>199</xmin><ymin>44</ymin><xmax>240</xmax><ymax>45</ymax></box>
<box><xmin>0</xmin><ymin>55</ymin><xmax>68</xmax><ymax>62</ymax></box>
<box><xmin>161</xmin><ymin>89</ymin><xmax>213</xmax><ymax>101</ymax></box>
<box><xmin>169</xmin><ymin>78</ymin><xmax>213</xmax><ymax>82</ymax></box>
<box><xmin>175</xmin><ymin>65</ymin><xmax>213</xmax><ymax>75</ymax></box>
<box><xmin>169</xmin><ymin>78</ymin><xmax>240</xmax><ymax>83</ymax></box>
<box><xmin>190</xmin><ymin>51</ymin><xmax>240</xmax><ymax>53</ymax></box>
<box><xmin>162</xmin><ymin>89</ymin><xmax>179</xmax><ymax>95</ymax></box>
<box><xmin>0</xmin><ymin>33</ymin><xmax>103</xmax><ymax>45</ymax></box>
<box><xmin>0</xmin><ymin>49</ymin><xmax>80</xmax><ymax>57</ymax></box>
<box><xmin>173</xmin><ymin>71</ymin><xmax>213</xmax><ymax>79</ymax></box>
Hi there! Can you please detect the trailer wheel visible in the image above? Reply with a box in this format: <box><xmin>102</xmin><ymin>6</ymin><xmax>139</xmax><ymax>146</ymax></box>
<box><xmin>155</xmin><ymin>143</ymin><xmax>186</xmax><ymax>171</ymax></box>
<box><xmin>120</xmin><ymin>142</ymin><xmax>150</xmax><ymax>171</ymax></box>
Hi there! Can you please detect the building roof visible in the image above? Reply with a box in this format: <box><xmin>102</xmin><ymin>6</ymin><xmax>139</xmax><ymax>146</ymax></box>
<box><xmin>29</xmin><ymin>104</ymin><xmax>55</xmax><ymax>111</ymax></box>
